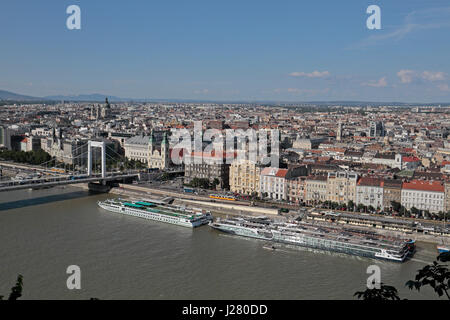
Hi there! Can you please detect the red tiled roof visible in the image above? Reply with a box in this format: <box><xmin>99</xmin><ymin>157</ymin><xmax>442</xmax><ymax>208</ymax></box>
<box><xmin>402</xmin><ymin>180</ymin><xmax>444</xmax><ymax>192</ymax></box>
<box><xmin>403</xmin><ymin>156</ymin><xmax>420</xmax><ymax>162</ymax></box>
<box><xmin>306</xmin><ymin>175</ymin><xmax>328</xmax><ymax>181</ymax></box>
<box><xmin>276</xmin><ymin>169</ymin><xmax>288</xmax><ymax>177</ymax></box>
<box><xmin>188</xmin><ymin>150</ymin><xmax>237</xmax><ymax>158</ymax></box>
<box><xmin>402</xmin><ymin>148</ymin><xmax>415</xmax><ymax>153</ymax></box>
<box><xmin>357</xmin><ymin>177</ymin><xmax>384</xmax><ymax>187</ymax></box>
<box><xmin>261</xmin><ymin>167</ymin><xmax>288</xmax><ymax>178</ymax></box>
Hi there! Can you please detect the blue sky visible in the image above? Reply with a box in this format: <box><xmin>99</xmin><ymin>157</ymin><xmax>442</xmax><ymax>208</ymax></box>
<box><xmin>1</xmin><ymin>0</ymin><xmax>450</xmax><ymax>102</ymax></box>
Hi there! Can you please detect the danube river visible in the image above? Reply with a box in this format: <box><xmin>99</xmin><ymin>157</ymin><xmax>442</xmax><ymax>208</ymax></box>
<box><xmin>0</xmin><ymin>186</ymin><xmax>443</xmax><ymax>299</ymax></box>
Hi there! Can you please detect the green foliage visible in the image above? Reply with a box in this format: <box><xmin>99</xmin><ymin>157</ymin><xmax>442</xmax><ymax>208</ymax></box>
<box><xmin>354</xmin><ymin>283</ymin><xmax>400</xmax><ymax>301</ymax></box>
<box><xmin>438</xmin><ymin>251</ymin><xmax>450</xmax><ymax>263</ymax></box>
<box><xmin>406</xmin><ymin>259</ymin><xmax>450</xmax><ymax>299</ymax></box>
<box><xmin>187</xmin><ymin>177</ymin><xmax>213</xmax><ymax>189</ymax></box>
<box><xmin>0</xmin><ymin>275</ymin><xmax>99</xmax><ymax>300</ymax></box>
<box><xmin>390</xmin><ymin>201</ymin><xmax>401</xmax><ymax>213</ymax></box>
<box><xmin>410</xmin><ymin>207</ymin><xmax>420</xmax><ymax>215</ymax></box>
<box><xmin>355</xmin><ymin>253</ymin><xmax>449</xmax><ymax>300</ymax></box>
<box><xmin>160</xmin><ymin>172</ymin><xmax>171</xmax><ymax>181</ymax></box>
<box><xmin>347</xmin><ymin>200</ymin><xmax>355</xmax><ymax>211</ymax></box>
<box><xmin>0</xmin><ymin>274</ymin><xmax>23</xmax><ymax>300</ymax></box>
<box><xmin>119</xmin><ymin>158</ymin><xmax>146</xmax><ymax>170</ymax></box>
<box><xmin>0</xmin><ymin>149</ymin><xmax>51</xmax><ymax>165</ymax></box>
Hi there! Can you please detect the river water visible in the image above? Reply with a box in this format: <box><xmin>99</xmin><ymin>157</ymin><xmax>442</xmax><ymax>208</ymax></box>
<box><xmin>0</xmin><ymin>186</ymin><xmax>443</xmax><ymax>300</ymax></box>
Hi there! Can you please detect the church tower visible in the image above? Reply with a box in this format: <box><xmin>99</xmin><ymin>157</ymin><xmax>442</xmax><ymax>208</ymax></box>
<box><xmin>337</xmin><ymin>121</ymin><xmax>342</xmax><ymax>141</ymax></box>
<box><xmin>161</xmin><ymin>131</ymin><xmax>170</xmax><ymax>169</ymax></box>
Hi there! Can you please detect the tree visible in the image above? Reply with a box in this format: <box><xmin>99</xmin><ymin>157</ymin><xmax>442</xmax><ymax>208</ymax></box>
<box><xmin>0</xmin><ymin>274</ymin><xmax>99</xmax><ymax>300</ymax></box>
<box><xmin>406</xmin><ymin>252</ymin><xmax>450</xmax><ymax>299</ymax></box>
<box><xmin>347</xmin><ymin>200</ymin><xmax>355</xmax><ymax>211</ymax></box>
<box><xmin>391</xmin><ymin>201</ymin><xmax>401</xmax><ymax>213</ymax></box>
<box><xmin>410</xmin><ymin>207</ymin><xmax>420</xmax><ymax>216</ymax></box>
<box><xmin>0</xmin><ymin>274</ymin><xmax>23</xmax><ymax>300</ymax></box>
<box><xmin>354</xmin><ymin>283</ymin><xmax>400</xmax><ymax>301</ymax></box>
<box><xmin>355</xmin><ymin>252</ymin><xmax>449</xmax><ymax>300</ymax></box>
<box><xmin>0</xmin><ymin>149</ymin><xmax>51</xmax><ymax>166</ymax></box>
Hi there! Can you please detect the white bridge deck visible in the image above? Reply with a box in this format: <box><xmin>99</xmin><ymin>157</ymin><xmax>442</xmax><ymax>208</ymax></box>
<box><xmin>0</xmin><ymin>174</ymin><xmax>138</xmax><ymax>192</ymax></box>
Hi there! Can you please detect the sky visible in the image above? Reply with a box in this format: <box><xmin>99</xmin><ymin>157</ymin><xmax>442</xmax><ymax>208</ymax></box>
<box><xmin>0</xmin><ymin>0</ymin><xmax>450</xmax><ymax>102</ymax></box>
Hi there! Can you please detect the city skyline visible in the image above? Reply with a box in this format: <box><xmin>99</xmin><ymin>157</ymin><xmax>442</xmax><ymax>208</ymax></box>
<box><xmin>1</xmin><ymin>0</ymin><xmax>450</xmax><ymax>103</ymax></box>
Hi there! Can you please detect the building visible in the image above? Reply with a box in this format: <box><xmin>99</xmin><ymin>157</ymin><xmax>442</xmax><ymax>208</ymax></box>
<box><xmin>369</xmin><ymin>121</ymin><xmax>385</xmax><ymax>137</ymax></box>
<box><xmin>445</xmin><ymin>181</ymin><xmax>450</xmax><ymax>213</ymax></box>
<box><xmin>356</xmin><ymin>177</ymin><xmax>384</xmax><ymax>210</ymax></box>
<box><xmin>383</xmin><ymin>179</ymin><xmax>403</xmax><ymax>211</ymax></box>
<box><xmin>148</xmin><ymin>131</ymin><xmax>170</xmax><ymax>169</ymax></box>
<box><xmin>229</xmin><ymin>159</ymin><xmax>263</xmax><ymax>196</ymax></box>
<box><xmin>402</xmin><ymin>156</ymin><xmax>421</xmax><ymax>170</ymax></box>
<box><xmin>124</xmin><ymin>135</ymin><xmax>149</xmax><ymax>164</ymax></box>
<box><xmin>90</xmin><ymin>98</ymin><xmax>111</xmax><ymax>120</ymax></box>
<box><xmin>368</xmin><ymin>152</ymin><xmax>402</xmax><ymax>169</ymax></box>
<box><xmin>305</xmin><ymin>175</ymin><xmax>328</xmax><ymax>205</ymax></box>
<box><xmin>0</xmin><ymin>126</ymin><xmax>23</xmax><ymax>151</ymax></box>
<box><xmin>336</xmin><ymin>121</ymin><xmax>342</xmax><ymax>141</ymax></box>
<box><xmin>326</xmin><ymin>171</ymin><xmax>358</xmax><ymax>204</ymax></box>
<box><xmin>0</xmin><ymin>126</ymin><xmax>9</xmax><ymax>149</ymax></box>
<box><xmin>109</xmin><ymin>132</ymin><xmax>133</xmax><ymax>148</ymax></box>
<box><xmin>259</xmin><ymin>166</ymin><xmax>307</xmax><ymax>201</ymax></box>
<box><xmin>292</xmin><ymin>137</ymin><xmax>325</xmax><ymax>149</ymax></box>
<box><xmin>123</xmin><ymin>130</ymin><xmax>172</xmax><ymax>169</ymax></box>
<box><xmin>260</xmin><ymin>167</ymin><xmax>289</xmax><ymax>200</ymax></box>
<box><xmin>184</xmin><ymin>151</ymin><xmax>232</xmax><ymax>190</ymax></box>
<box><xmin>41</xmin><ymin>137</ymin><xmax>89</xmax><ymax>166</ymax></box>
<box><xmin>31</xmin><ymin>127</ymin><xmax>55</xmax><ymax>137</ymax></box>
<box><xmin>287</xmin><ymin>176</ymin><xmax>306</xmax><ymax>204</ymax></box>
<box><xmin>401</xmin><ymin>180</ymin><xmax>445</xmax><ymax>213</ymax></box>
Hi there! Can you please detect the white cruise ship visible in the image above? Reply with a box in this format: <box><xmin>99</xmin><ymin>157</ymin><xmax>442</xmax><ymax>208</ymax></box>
<box><xmin>210</xmin><ymin>216</ymin><xmax>415</xmax><ymax>262</ymax></box>
<box><xmin>98</xmin><ymin>199</ymin><xmax>213</xmax><ymax>228</ymax></box>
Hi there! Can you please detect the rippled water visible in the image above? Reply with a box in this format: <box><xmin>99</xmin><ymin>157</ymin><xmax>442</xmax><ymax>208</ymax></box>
<box><xmin>0</xmin><ymin>186</ymin><xmax>443</xmax><ymax>299</ymax></box>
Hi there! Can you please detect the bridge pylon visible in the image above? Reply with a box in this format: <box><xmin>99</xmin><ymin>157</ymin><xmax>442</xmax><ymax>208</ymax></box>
<box><xmin>87</xmin><ymin>141</ymin><xmax>106</xmax><ymax>178</ymax></box>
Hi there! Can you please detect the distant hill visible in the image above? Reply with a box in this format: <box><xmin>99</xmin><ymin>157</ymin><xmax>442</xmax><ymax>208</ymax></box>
<box><xmin>43</xmin><ymin>93</ymin><xmax>129</xmax><ymax>102</ymax></box>
<box><xmin>0</xmin><ymin>90</ymin><xmax>127</xmax><ymax>103</ymax></box>
<box><xmin>0</xmin><ymin>90</ymin><xmax>42</xmax><ymax>101</ymax></box>
<box><xmin>1</xmin><ymin>88</ymin><xmax>449</xmax><ymax>105</ymax></box>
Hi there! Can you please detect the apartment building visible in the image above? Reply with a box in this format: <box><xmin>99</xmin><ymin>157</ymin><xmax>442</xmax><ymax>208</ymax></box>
<box><xmin>401</xmin><ymin>180</ymin><xmax>445</xmax><ymax>213</ymax></box>
<box><xmin>305</xmin><ymin>175</ymin><xmax>328</xmax><ymax>205</ymax></box>
<box><xmin>326</xmin><ymin>171</ymin><xmax>358</xmax><ymax>204</ymax></box>
<box><xmin>229</xmin><ymin>159</ymin><xmax>262</xmax><ymax>196</ymax></box>
<box><xmin>260</xmin><ymin>167</ymin><xmax>289</xmax><ymax>201</ymax></box>
<box><xmin>445</xmin><ymin>181</ymin><xmax>450</xmax><ymax>213</ymax></box>
<box><xmin>287</xmin><ymin>176</ymin><xmax>306</xmax><ymax>204</ymax></box>
<box><xmin>383</xmin><ymin>179</ymin><xmax>403</xmax><ymax>210</ymax></box>
<box><xmin>184</xmin><ymin>151</ymin><xmax>232</xmax><ymax>190</ymax></box>
<box><xmin>356</xmin><ymin>177</ymin><xmax>384</xmax><ymax>209</ymax></box>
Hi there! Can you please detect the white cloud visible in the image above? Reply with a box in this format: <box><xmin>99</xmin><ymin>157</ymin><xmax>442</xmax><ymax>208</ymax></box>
<box><xmin>397</xmin><ymin>70</ymin><xmax>415</xmax><ymax>84</ymax></box>
<box><xmin>397</xmin><ymin>70</ymin><xmax>446</xmax><ymax>84</ymax></box>
<box><xmin>362</xmin><ymin>77</ymin><xmax>388</xmax><ymax>88</ymax></box>
<box><xmin>289</xmin><ymin>71</ymin><xmax>330</xmax><ymax>78</ymax></box>
<box><xmin>438</xmin><ymin>84</ymin><xmax>450</xmax><ymax>92</ymax></box>
<box><xmin>422</xmin><ymin>71</ymin><xmax>446</xmax><ymax>81</ymax></box>
<box><xmin>352</xmin><ymin>7</ymin><xmax>450</xmax><ymax>48</ymax></box>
